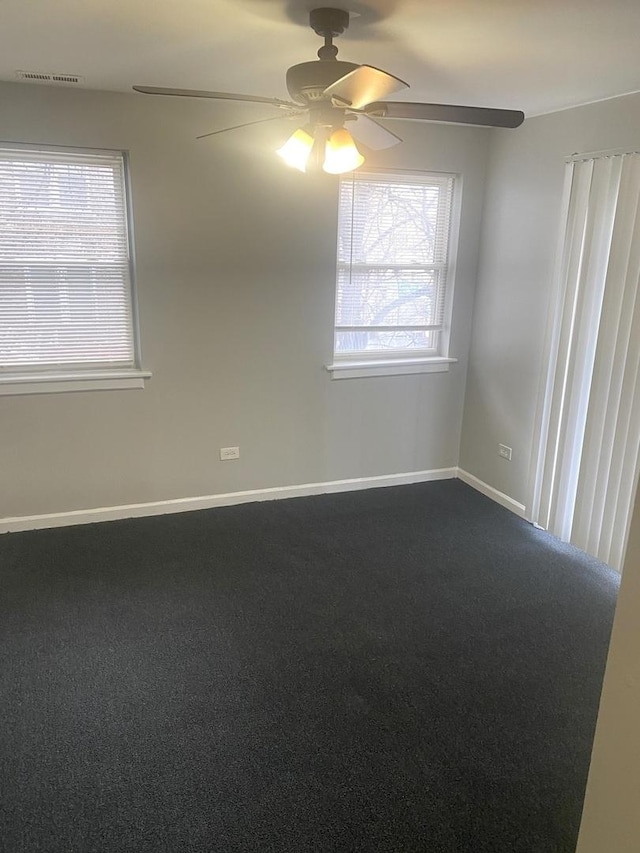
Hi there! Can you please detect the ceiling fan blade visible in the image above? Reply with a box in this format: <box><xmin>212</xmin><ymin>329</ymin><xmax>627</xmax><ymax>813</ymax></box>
<box><xmin>365</xmin><ymin>101</ymin><xmax>525</xmax><ymax>128</ymax></box>
<box><xmin>196</xmin><ymin>113</ymin><xmax>305</xmax><ymax>140</ymax></box>
<box><xmin>348</xmin><ymin>114</ymin><xmax>402</xmax><ymax>150</ymax></box>
<box><xmin>323</xmin><ymin>65</ymin><xmax>409</xmax><ymax>111</ymax></box>
<box><xmin>132</xmin><ymin>86</ymin><xmax>300</xmax><ymax>111</ymax></box>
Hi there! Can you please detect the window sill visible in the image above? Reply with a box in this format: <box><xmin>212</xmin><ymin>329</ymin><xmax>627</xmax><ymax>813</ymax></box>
<box><xmin>0</xmin><ymin>369</ymin><xmax>152</xmax><ymax>396</ymax></box>
<box><xmin>325</xmin><ymin>357</ymin><xmax>457</xmax><ymax>380</ymax></box>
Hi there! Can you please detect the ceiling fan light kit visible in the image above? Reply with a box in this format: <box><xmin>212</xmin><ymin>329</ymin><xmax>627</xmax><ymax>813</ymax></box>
<box><xmin>133</xmin><ymin>7</ymin><xmax>525</xmax><ymax>176</ymax></box>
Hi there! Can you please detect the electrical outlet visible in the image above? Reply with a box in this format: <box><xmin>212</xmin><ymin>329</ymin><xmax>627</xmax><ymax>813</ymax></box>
<box><xmin>220</xmin><ymin>446</ymin><xmax>240</xmax><ymax>461</ymax></box>
<box><xmin>498</xmin><ymin>444</ymin><xmax>512</xmax><ymax>461</ymax></box>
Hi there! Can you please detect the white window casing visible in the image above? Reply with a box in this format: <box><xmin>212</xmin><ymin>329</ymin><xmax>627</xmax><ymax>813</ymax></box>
<box><xmin>327</xmin><ymin>169</ymin><xmax>460</xmax><ymax>378</ymax></box>
<box><xmin>0</xmin><ymin>145</ymin><xmax>149</xmax><ymax>394</ymax></box>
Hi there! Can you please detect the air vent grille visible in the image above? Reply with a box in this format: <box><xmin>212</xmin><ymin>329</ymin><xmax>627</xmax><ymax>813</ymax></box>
<box><xmin>15</xmin><ymin>71</ymin><xmax>85</xmax><ymax>85</ymax></box>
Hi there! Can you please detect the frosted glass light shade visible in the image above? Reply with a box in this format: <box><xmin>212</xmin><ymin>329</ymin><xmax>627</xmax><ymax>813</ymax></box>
<box><xmin>322</xmin><ymin>128</ymin><xmax>365</xmax><ymax>174</ymax></box>
<box><xmin>276</xmin><ymin>128</ymin><xmax>314</xmax><ymax>172</ymax></box>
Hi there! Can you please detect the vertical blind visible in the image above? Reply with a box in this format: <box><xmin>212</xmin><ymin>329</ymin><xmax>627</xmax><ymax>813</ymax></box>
<box><xmin>531</xmin><ymin>151</ymin><xmax>640</xmax><ymax>571</ymax></box>
<box><xmin>0</xmin><ymin>147</ymin><xmax>135</xmax><ymax>372</ymax></box>
<box><xmin>335</xmin><ymin>171</ymin><xmax>455</xmax><ymax>357</ymax></box>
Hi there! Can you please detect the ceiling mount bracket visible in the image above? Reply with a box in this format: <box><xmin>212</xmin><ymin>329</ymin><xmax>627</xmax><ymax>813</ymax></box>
<box><xmin>311</xmin><ymin>8</ymin><xmax>350</xmax><ymax>61</ymax></box>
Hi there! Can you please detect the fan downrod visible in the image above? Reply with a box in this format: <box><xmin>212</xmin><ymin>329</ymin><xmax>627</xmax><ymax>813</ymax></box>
<box><xmin>310</xmin><ymin>8</ymin><xmax>350</xmax><ymax>61</ymax></box>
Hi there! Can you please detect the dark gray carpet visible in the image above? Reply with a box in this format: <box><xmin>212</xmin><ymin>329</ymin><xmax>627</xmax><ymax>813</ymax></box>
<box><xmin>0</xmin><ymin>479</ymin><xmax>619</xmax><ymax>852</ymax></box>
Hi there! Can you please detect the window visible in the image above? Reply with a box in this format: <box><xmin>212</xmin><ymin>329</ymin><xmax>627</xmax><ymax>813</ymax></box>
<box><xmin>530</xmin><ymin>150</ymin><xmax>640</xmax><ymax>572</ymax></box>
<box><xmin>0</xmin><ymin>145</ymin><xmax>148</xmax><ymax>394</ymax></box>
<box><xmin>328</xmin><ymin>170</ymin><xmax>459</xmax><ymax>378</ymax></box>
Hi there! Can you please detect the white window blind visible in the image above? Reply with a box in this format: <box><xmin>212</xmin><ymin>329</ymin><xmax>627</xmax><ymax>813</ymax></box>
<box><xmin>335</xmin><ymin>171</ymin><xmax>456</xmax><ymax>359</ymax></box>
<box><xmin>0</xmin><ymin>147</ymin><xmax>137</xmax><ymax>374</ymax></box>
<box><xmin>531</xmin><ymin>151</ymin><xmax>640</xmax><ymax>571</ymax></box>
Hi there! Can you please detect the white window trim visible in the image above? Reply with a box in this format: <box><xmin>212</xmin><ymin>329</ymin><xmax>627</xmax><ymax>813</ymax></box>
<box><xmin>326</xmin><ymin>356</ymin><xmax>457</xmax><ymax>380</ymax></box>
<box><xmin>328</xmin><ymin>168</ymin><xmax>462</xmax><ymax>378</ymax></box>
<box><xmin>0</xmin><ymin>142</ymin><xmax>149</xmax><ymax>395</ymax></box>
<box><xmin>0</xmin><ymin>369</ymin><xmax>151</xmax><ymax>396</ymax></box>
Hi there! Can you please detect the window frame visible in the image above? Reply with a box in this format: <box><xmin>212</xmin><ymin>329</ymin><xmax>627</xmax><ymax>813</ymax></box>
<box><xmin>0</xmin><ymin>142</ymin><xmax>149</xmax><ymax>396</ymax></box>
<box><xmin>327</xmin><ymin>168</ymin><xmax>461</xmax><ymax>379</ymax></box>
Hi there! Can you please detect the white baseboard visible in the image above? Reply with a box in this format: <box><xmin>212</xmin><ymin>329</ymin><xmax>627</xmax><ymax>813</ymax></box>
<box><xmin>456</xmin><ymin>469</ymin><xmax>526</xmax><ymax>518</ymax></box>
<box><xmin>0</xmin><ymin>467</ymin><xmax>458</xmax><ymax>534</ymax></box>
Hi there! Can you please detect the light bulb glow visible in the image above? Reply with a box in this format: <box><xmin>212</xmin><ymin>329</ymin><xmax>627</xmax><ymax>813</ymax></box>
<box><xmin>322</xmin><ymin>128</ymin><xmax>365</xmax><ymax>175</ymax></box>
<box><xmin>276</xmin><ymin>128</ymin><xmax>314</xmax><ymax>172</ymax></box>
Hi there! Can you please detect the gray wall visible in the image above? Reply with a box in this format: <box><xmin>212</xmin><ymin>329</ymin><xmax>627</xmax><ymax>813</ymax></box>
<box><xmin>0</xmin><ymin>81</ymin><xmax>489</xmax><ymax>518</ymax></box>
<box><xmin>576</xmin><ymin>481</ymin><xmax>640</xmax><ymax>852</ymax></box>
<box><xmin>460</xmin><ymin>92</ymin><xmax>640</xmax><ymax>507</ymax></box>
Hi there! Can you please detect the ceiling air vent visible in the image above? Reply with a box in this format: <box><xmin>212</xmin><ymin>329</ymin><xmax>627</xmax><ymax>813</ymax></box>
<box><xmin>15</xmin><ymin>71</ymin><xmax>85</xmax><ymax>85</ymax></box>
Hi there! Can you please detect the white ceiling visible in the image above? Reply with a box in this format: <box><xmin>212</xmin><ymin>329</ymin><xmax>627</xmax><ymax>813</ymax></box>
<box><xmin>2</xmin><ymin>0</ymin><xmax>640</xmax><ymax>117</ymax></box>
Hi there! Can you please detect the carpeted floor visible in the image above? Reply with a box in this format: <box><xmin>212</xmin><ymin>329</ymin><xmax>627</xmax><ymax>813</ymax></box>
<box><xmin>0</xmin><ymin>479</ymin><xmax>619</xmax><ymax>852</ymax></box>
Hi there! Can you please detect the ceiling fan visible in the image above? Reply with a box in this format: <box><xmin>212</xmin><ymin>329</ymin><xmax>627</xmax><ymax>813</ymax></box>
<box><xmin>133</xmin><ymin>7</ymin><xmax>525</xmax><ymax>175</ymax></box>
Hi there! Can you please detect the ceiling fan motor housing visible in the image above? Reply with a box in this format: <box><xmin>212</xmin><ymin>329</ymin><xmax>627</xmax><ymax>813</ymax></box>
<box><xmin>286</xmin><ymin>60</ymin><xmax>359</xmax><ymax>104</ymax></box>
